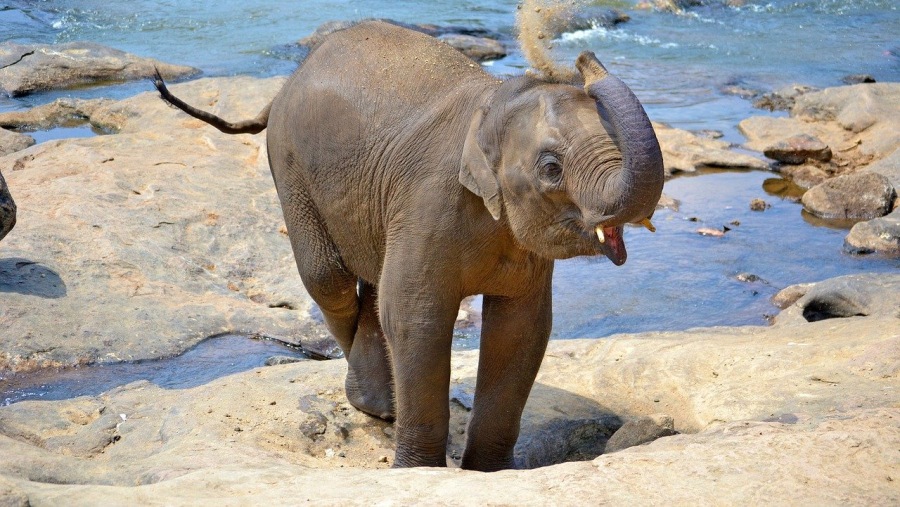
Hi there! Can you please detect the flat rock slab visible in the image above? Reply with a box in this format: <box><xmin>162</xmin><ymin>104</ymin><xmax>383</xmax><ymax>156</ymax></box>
<box><xmin>0</xmin><ymin>42</ymin><xmax>199</xmax><ymax>97</ymax></box>
<box><xmin>0</xmin><ymin>76</ymin><xmax>335</xmax><ymax>372</ymax></box>
<box><xmin>1</xmin><ymin>300</ymin><xmax>898</xmax><ymax>504</ymax></box>
<box><xmin>654</xmin><ymin>123</ymin><xmax>768</xmax><ymax>175</ymax></box>
<box><xmin>0</xmin><ymin>128</ymin><xmax>34</xmax><ymax>157</ymax></box>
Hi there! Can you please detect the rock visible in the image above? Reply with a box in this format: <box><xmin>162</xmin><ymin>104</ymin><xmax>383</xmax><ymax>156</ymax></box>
<box><xmin>844</xmin><ymin>209</ymin><xmax>900</xmax><ymax>256</ymax></box>
<box><xmin>801</xmin><ymin>172</ymin><xmax>895</xmax><ymax>220</ymax></box>
<box><xmin>0</xmin><ymin>98</ymin><xmax>116</xmax><ymax>132</ymax></box>
<box><xmin>0</xmin><ymin>76</ymin><xmax>331</xmax><ymax>372</ymax></box>
<box><xmin>531</xmin><ymin>5</ymin><xmax>630</xmax><ymax>38</ymax></box>
<box><xmin>749</xmin><ymin>198</ymin><xmax>769</xmax><ymax>211</ymax></box>
<box><xmin>771</xmin><ymin>282</ymin><xmax>814</xmax><ymax>309</ymax></box>
<box><xmin>792</xmin><ymin>83</ymin><xmax>900</xmax><ymax>160</ymax></box>
<box><xmin>779</xmin><ymin>164</ymin><xmax>829</xmax><ymax>189</ymax></box>
<box><xmin>437</xmin><ymin>34</ymin><xmax>506</xmax><ymax>62</ymax></box>
<box><xmin>654</xmin><ymin>123</ymin><xmax>769</xmax><ymax>176</ymax></box>
<box><xmin>697</xmin><ymin>227</ymin><xmax>725</xmax><ymax>237</ymax></box>
<box><xmin>0</xmin><ymin>129</ymin><xmax>34</xmax><ymax>156</ymax></box>
<box><xmin>752</xmin><ymin>84</ymin><xmax>818</xmax><ymax>112</ymax></box>
<box><xmin>865</xmin><ymin>148</ymin><xmax>900</xmax><ymax>190</ymax></box>
<box><xmin>842</xmin><ymin>74</ymin><xmax>876</xmax><ymax>85</ymax></box>
<box><xmin>298</xmin><ymin>19</ymin><xmax>507</xmax><ymax>62</ymax></box>
<box><xmin>2</xmin><ymin>280</ymin><xmax>900</xmax><ymax>503</ymax></box>
<box><xmin>0</xmin><ymin>169</ymin><xmax>14</xmax><ymax>243</ymax></box>
<box><xmin>264</xmin><ymin>355</ymin><xmax>305</xmax><ymax>366</ymax></box>
<box><xmin>604</xmin><ymin>414</ymin><xmax>676</xmax><ymax>454</ymax></box>
<box><xmin>736</xmin><ymin>273</ymin><xmax>766</xmax><ymax>284</ymax></box>
<box><xmin>773</xmin><ymin>273</ymin><xmax>900</xmax><ymax>325</ymax></box>
<box><xmin>763</xmin><ymin>134</ymin><xmax>832</xmax><ymax>165</ymax></box>
<box><xmin>0</xmin><ymin>42</ymin><xmax>199</xmax><ymax>97</ymax></box>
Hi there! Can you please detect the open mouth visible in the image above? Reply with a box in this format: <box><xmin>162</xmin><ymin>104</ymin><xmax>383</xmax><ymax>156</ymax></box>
<box><xmin>595</xmin><ymin>225</ymin><xmax>627</xmax><ymax>266</ymax></box>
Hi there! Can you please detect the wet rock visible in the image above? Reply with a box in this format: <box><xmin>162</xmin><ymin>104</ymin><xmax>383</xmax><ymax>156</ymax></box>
<box><xmin>298</xmin><ymin>19</ymin><xmax>507</xmax><ymax>62</ymax></box>
<box><xmin>532</xmin><ymin>5</ymin><xmax>630</xmax><ymax>38</ymax></box>
<box><xmin>0</xmin><ymin>42</ymin><xmax>199</xmax><ymax>97</ymax></box>
<box><xmin>264</xmin><ymin>355</ymin><xmax>305</xmax><ymax>366</ymax></box>
<box><xmin>771</xmin><ymin>282</ymin><xmax>814</xmax><ymax>309</ymax></box>
<box><xmin>437</xmin><ymin>34</ymin><xmax>506</xmax><ymax>62</ymax></box>
<box><xmin>749</xmin><ymin>198</ymin><xmax>769</xmax><ymax>211</ymax></box>
<box><xmin>779</xmin><ymin>164</ymin><xmax>829</xmax><ymax>189</ymax></box>
<box><xmin>763</xmin><ymin>134</ymin><xmax>832</xmax><ymax>165</ymax></box>
<box><xmin>0</xmin><ymin>169</ymin><xmax>14</xmax><ymax>243</ymax></box>
<box><xmin>0</xmin><ymin>98</ymin><xmax>116</xmax><ymax>132</ymax></box>
<box><xmin>736</xmin><ymin>273</ymin><xmax>766</xmax><ymax>284</ymax></box>
<box><xmin>801</xmin><ymin>172</ymin><xmax>895</xmax><ymax>220</ymax></box>
<box><xmin>773</xmin><ymin>273</ymin><xmax>900</xmax><ymax>325</ymax></box>
<box><xmin>844</xmin><ymin>209</ymin><xmax>900</xmax><ymax>256</ymax></box>
<box><xmin>842</xmin><ymin>74</ymin><xmax>876</xmax><ymax>85</ymax></box>
<box><xmin>654</xmin><ymin>123</ymin><xmax>769</xmax><ymax>176</ymax></box>
<box><xmin>752</xmin><ymin>84</ymin><xmax>817</xmax><ymax>112</ymax></box>
<box><xmin>0</xmin><ymin>128</ymin><xmax>34</xmax><ymax>156</ymax></box>
<box><xmin>604</xmin><ymin>414</ymin><xmax>677</xmax><ymax>454</ymax></box>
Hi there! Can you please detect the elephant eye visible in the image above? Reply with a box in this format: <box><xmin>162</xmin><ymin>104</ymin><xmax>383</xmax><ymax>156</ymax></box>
<box><xmin>538</xmin><ymin>152</ymin><xmax>563</xmax><ymax>186</ymax></box>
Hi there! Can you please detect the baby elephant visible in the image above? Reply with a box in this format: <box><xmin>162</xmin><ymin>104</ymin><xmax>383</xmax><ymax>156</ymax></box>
<box><xmin>155</xmin><ymin>20</ymin><xmax>663</xmax><ymax>471</ymax></box>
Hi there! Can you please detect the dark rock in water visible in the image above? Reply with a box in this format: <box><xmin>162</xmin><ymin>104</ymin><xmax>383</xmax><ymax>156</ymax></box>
<box><xmin>0</xmin><ymin>169</ymin><xmax>15</xmax><ymax>243</ymax></box>
<box><xmin>801</xmin><ymin>172</ymin><xmax>895</xmax><ymax>220</ymax></box>
<box><xmin>604</xmin><ymin>415</ymin><xmax>677</xmax><ymax>454</ymax></box>
<box><xmin>779</xmin><ymin>164</ymin><xmax>829</xmax><ymax>189</ymax></box>
<box><xmin>298</xmin><ymin>19</ymin><xmax>508</xmax><ymax>62</ymax></box>
<box><xmin>736</xmin><ymin>273</ymin><xmax>767</xmax><ymax>284</ymax></box>
<box><xmin>844</xmin><ymin>209</ymin><xmax>900</xmax><ymax>256</ymax></box>
<box><xmin>842</xmin><ymin>74</ymin><xmax>876</xmax><ymax>85</ymax></box>
<box><xmin>438</xmin><ymin>34</ymin><xmax>506</xmax><ymax>62</ymax></box>
<box><xmin>763</xmin><ymin>134</ymin><xmax>832</xmax><ymax>165</ymax></box>
<box><xmin>753</xmin><ymin>85</ymin><xmax>818</xmax><ymax>112</ymax></box>
<box><xmin>0</xmin><ymin>128</ymin><xmax>33</xmax><ymax>156</ymax></box>
<box><xmin>749</xmin><ymin>198</ymin><xmax>770</xmax><ymax>211</ymax></box>
<box><xmin>0</xmin><ymin>42</ymin><xmax>199</xmax><ymax>97</ymax></box>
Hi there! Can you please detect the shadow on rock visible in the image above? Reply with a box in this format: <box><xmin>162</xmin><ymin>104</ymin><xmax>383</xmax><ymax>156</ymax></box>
<box><xmin>0</xmin><ymin>258</ymin><xmax>66</xmax><ymax>298</ymax></box>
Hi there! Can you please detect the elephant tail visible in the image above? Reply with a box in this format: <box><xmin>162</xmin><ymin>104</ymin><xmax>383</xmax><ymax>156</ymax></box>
<box><xmin>153</xmin><ymin>68</ymin><xmax>270</xmax><ymax>135</ymax></box>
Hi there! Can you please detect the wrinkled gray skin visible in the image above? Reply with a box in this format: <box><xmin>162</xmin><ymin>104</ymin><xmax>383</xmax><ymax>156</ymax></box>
<box><xmin>155</xmin><ymin>21</ymin><xmax>664</xmax><ymax>471</ymax></box>
<box><xmin>0</xmin><ymin>169</ymin><xmax>15</xmax><ymax>243</ymax></box>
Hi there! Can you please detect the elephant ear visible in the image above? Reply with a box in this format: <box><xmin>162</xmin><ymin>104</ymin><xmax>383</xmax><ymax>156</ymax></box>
<box><xmin>459</xmin><ymin>108</ymin><xmax>502</xmax><ymax>221</ymax></box>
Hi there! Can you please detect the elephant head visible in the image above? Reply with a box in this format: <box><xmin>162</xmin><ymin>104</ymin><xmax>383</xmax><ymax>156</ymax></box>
<box><xmin>460</xmin><ymin>51</ymin><xmax>664</xmax><ymax>265</ymax></box>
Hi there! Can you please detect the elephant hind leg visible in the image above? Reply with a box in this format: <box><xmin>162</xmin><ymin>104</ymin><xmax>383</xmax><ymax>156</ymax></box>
<box><xmin>345</xmin><ymin>280</ymin><xmax>395</xmax><ymax>421</ymax></box>
<box><xmin>282</xmin><ymin>185</ymin><xmax>359</xmax><ymax>354</ymax></box>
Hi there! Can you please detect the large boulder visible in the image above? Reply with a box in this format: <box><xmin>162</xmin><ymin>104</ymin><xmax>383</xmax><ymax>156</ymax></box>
<box><xmin>0</xmin><ymin>42</ymin><xmax>199</xmax><ymax>97</ymax></box>
<box><xmin>801</xmin><ymin>172</ymin><xmax>895</xmax><ymax>219</ymax></box>
<box><xmin>844</xmin><ymin>208</ymin><xmax>900</xmax><ymax>256</ymax></box>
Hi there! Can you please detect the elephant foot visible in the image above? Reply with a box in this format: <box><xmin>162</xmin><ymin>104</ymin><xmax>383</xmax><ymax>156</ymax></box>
<box><xmin>345</xmin><ymin>370</ymin><xmax>395</xmax><ymax>421</ymax></box>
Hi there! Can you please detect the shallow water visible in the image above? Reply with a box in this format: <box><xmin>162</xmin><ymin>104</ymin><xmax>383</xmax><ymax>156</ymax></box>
<box><xmin>0</xmin><ymin>335</ymin><xmax>312</xmax><ymax>406</ymax></box>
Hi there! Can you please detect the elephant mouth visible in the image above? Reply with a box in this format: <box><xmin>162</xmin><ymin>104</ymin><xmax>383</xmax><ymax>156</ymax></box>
<box><xmin>596</xmin><ymin>225</ymin><xmax>627</xmax><ymax>266</ymax></box>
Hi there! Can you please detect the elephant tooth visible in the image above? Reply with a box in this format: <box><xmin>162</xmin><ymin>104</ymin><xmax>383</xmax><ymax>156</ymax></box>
<box><xmin>639</xmin><ymin>218</ymin><xmax>656</xmax><ymax>233</ymax></box>
<box><xmin>595</xmin><ymin>225</ymin><xmax>605</xmax><ymax>244</ymax></box>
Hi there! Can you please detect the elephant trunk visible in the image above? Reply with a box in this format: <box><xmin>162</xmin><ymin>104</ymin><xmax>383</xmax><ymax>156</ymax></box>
<box><xmin>575</xmin><ymin>52</ymin><xmax>664</xmax><ymax>229</ymax></box>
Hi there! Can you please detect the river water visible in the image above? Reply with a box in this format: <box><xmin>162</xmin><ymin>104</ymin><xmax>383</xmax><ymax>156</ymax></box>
<box><xmin>2</xmin><ymin>0</ymin><xmax>899</xmax><ymax>344</ymax></box>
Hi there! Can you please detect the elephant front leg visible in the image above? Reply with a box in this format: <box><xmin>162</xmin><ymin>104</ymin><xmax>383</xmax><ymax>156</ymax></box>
<box><xmin>378</xmin><ymin>262</ymin><xmax>460</xmax><ymax>468</ymax></box>
<box><xmin>462</xmin><ymin>264</ymin><xmax>553</xmax><ymax>471</ymax></box>
<box><xmin>345</xmin><ymin>280</ymin><xmax>395</xmax><ymax>421</ymax></box>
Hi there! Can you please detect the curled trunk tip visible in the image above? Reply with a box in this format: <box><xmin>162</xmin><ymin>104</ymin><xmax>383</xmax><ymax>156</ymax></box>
<box><xmin>575</xmin><ymin>51</ymin><xmax>609</xmax><ymax>88</ymax></box>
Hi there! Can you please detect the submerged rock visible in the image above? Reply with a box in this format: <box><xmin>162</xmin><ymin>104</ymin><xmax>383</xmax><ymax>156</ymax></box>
<box><xmin>801</xmin><ymin>172</ymin><xmax>895</xmax><ymax>220</ymax></box>
<box><xmin>0</xmin><ymin>42</ymin><xmax>199</xmax><ymax>97</ymax></box>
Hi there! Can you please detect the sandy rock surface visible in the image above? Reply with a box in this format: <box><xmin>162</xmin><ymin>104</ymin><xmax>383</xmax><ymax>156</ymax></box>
<box><xmin>0</xmin><ymin>77</ymin><xmax>336</xmax><ymax>373</ymax></box>
<box><xmin>0</xmin><ymin>42</ymin><xmax>199</xmax><ymax>96</ymax></box>
<box><xmin>0</xmin><ymin>129</ymin><xmax>33</xmax><ymax>157</ymax></box>
<box><xmin>1</xmin><ymin>292</ymin><xmax>898</xmax><ymax>504</ymax></box>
